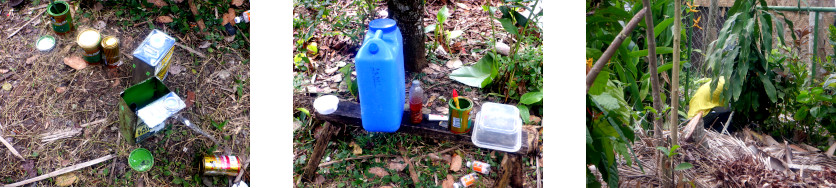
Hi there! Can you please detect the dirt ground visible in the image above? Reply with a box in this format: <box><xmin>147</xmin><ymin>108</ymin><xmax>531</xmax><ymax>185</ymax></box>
<box><xmin>0</xmin><ymin>1</ymin><xmax>249</xmax><ymax>186</ymax></box>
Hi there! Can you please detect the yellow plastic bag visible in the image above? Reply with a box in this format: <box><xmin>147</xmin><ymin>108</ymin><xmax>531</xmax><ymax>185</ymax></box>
<box><xmin>687</xmin><ymin>77</ymin><xmax>725</xmax><ymax>119</ymax></box>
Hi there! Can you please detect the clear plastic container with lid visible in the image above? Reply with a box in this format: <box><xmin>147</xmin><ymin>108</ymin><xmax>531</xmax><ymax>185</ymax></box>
<box><xmin>471</xmin><ymin>102</ymin><xmax>522</xmax><ymax>152</ymax></box>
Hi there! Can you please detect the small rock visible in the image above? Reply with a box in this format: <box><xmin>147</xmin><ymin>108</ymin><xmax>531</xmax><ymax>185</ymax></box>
<box><xmin>337</xmin><ymin>61</ymin><xmax>347</xmax><ymax>67</ymax></box>
<box><xmin>496</xmin><ymin>42</ymin><xmax>511</xmax><ymax>56</ymax></box>
<box><xmin>225</xmin><ymin>35</ymin><xmax>235</xmax><ymax>42</ymax></box>
<box><xmin>293</xmin><ymin>120</ymin><xmax>302</xmax><ymax>132</ymax></box>
<box><xmin>378</xmin><ymin>10</ymin><xmax>388</xmax><ymax>18</ymax></box>
<box><xmin>434</xmin><ymin>45</ymin><xmax>448</xmax><ymax>56</ymax></box>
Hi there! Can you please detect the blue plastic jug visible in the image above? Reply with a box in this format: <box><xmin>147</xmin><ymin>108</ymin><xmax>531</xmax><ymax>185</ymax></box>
<box><xmin>355</xmin><ymin>19</ymin><xmax>406</xmax><ymax>133</ymax></box>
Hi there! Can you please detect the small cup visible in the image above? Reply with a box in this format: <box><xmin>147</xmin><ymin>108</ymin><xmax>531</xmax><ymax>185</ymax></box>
<box><xmin>448</xmin><ymin>97</ymin><xmax>473</xmax><ymax>134</ymax></box>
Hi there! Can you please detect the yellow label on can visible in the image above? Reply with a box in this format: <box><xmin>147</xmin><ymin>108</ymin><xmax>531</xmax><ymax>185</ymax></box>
<box><xmin>156</xmin><ymin>45</ymin><xmax>174</xmax><ymax>80</ymax></box>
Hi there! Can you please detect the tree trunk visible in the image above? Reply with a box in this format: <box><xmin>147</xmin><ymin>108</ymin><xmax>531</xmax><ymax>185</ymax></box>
<box><xmin>388</xmin><ymin>0</ymin><xmax>428</xmax><ymax>73</ymax></box>
<box><xmin>641</xmin><ymin>0</ymin><xmax>671</xmax><ymax>187</ymax></box>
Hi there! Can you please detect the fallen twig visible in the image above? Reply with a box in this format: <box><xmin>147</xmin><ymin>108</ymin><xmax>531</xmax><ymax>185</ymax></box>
<box><xmin>175</xmin><ymin>42</ymin><xmax>206</xmax><ymax>58</ymax></box>
<box><xmin>317</xmin><ymin>154</ymin><xmax>395</xmax><ymax>167</ymax></box>
<box><xmin>7</xmin><ymin>8</ymin><xmax>47</xmax><ymax>39</ymax></box>
<box><xmin>80</xmin><ymin>118</ymin><xmax>107</xmax><ymax>127</ymax></box>
<box><xmin>399</xmin><ymin>146</ymin><xmax>420</xmax><ymax>184</ymax></box>
<box><xmin>5</xmin><ymin>154</ymin><xmax>114</xmax><ymax>187</ymax></box>
<box><xmin>536</xmin><ymin>156</ymin><xmax>542</xmax><ymax>188</ymax></box>
<box><xmin>40</xmin><ymin>128</ymin><xmax>82</xmax><ymax>143</ymax></box>
<box><xmin>0</xmin><ymin>133</ymin><xmax>24</xmax><ymax>160</ymax></box>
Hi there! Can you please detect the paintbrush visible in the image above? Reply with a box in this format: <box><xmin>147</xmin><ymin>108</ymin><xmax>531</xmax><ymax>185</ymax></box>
<box><xmin>453</xmin><ymin>89</ymin><xmax>460</xmax><ymax>109</ymax></box>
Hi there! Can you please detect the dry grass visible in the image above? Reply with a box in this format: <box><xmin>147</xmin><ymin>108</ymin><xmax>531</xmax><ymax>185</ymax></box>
<box><xmin>0</xmin><ymin>1</ymin><xmax>249</xmax><ymax>186</ymax></box>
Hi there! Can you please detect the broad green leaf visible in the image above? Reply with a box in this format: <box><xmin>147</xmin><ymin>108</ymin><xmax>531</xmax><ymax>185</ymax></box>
<box><xmin>437</xmin><ymin>6</ymin><xmax>450</xmax><ymax>24</ymax></box>
<box><xmin>520</xmin><ymin>92</ymin><xmax>543</xmax><ymax>105</ymax></box>
<box><xmin>589</xmin><ymin>71</ymin><xmax>611</xmax><ymax>95</ymax></box>
<box><xmin>654</xmin><ymin>18</ymin><xmax>674</xmax><ymax>39</ymax></box>
<box><xmin>655</xmin><ymin>147</ymin><xmax>670</xmax><ymax>156</ymax></box>
<box><xmin>795</xmin><ymin>106</ymin><xmax>809</xmax><ymax>120</ymax></box>
<box><xmin>758</xmin><ymin>73</ymin><xmax>777</xmax><ymax>103</ymax></box>
<box><xmin>675</xmin><ymin>162</ymin><xmax>694</xmax><ymax>171</ymax></box>
<box><xmin>628</xmin><ymin>47</ymin><xmax>673</xmax><ymax>57</ymax></box>
<box><xmin>518</xmin><ymin>105</ymin><xmax>530</xmax><ymax>124</ymax></box>
<box><xmin>449</xmin><ymin>55</ymin><xmax>496</xmax><ymax>88</ymax></box>
<box><xmin>587</xmin><ymin>48</ymin><xmax>603</xmax><ymax>59</ymax></box>
<box><xmin>811</xmin><ymin>106</ymin><xmax>822</xmax><ymax>118</ymax></box>
<box><xmin>656</xmin><ymin>61</ymin><xmax>685</xmax><ymax>73</ymax></box>
<box><xmin>812</xmin><ymin>87</ymin><xmax>824</xmax><ymax>96</ymax></box>
<box><xmin>424</xmin><ymin>24</ymin><xmax>436</xmax><ymax>33</ymax></box>
<box><xmin>586</xmin><ymin>128</ymin><xmax>593</xmax><ymax>145</ymax></box>
<box><xmin>498</xmin><ymin>18</ymin><xmax>519</xmax><ymax>35</ymax></box>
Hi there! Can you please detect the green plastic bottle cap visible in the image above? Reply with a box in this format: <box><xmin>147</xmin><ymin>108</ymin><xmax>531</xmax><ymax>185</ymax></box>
<box><xmin>128</xmin><ymin>148</ymin><xmax>154</xmax><ymax>172</ymax></box>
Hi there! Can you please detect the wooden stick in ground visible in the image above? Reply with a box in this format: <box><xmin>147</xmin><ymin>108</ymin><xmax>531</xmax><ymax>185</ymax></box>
<box><xmin>669</xmin><ymin>0</ymin><xmax>681</xmax><ymax>184</ymax></box>
<box><xmin>585</xmin><ymin>7</ymin><xmax>647</xmax><ymax>92</ymax></box>
<box><xmin>640</xmin><ymin>0</ymin><xmax>669</xmax><ymax>186</ymax></box>
<box><xmin>175</xmin><ymin>42</ymin><xmax>207</xmax><ymax>58</ymax></box>
<box><xmin>301</xmin><ymin>122</ymin><xmax>338</xmax><ymax>182</ymax></box>
<box><xmin>399</xmin><ymin>146</ymin><xmax>420</xmax><ymax>184</ymax></box>
<box><xmin>0</xmin><ymin>133</ymin><xmax>24</xmax><ymax>160</ymax></box>
<box><xmin>5</xmin><ymin>154</ymin><xmax>114</xmax><ymax>187</ymax></box>
<box><xmin>6</xmin><ymin>9</ymin><xmax>47</xmax><ymax>39</ymax></box>
<box><xmin>494</xmin><ymin>153</ymin><xmax>522</xmax><ymax>188</ymax></box>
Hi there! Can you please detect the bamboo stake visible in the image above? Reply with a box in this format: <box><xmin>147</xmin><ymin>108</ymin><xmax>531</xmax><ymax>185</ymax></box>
<box><xmin>669</xmin><ymin>0</ymin><xmax>682</xmax><ymax>185</ymax></box>
<box><xmin>641</xmin><ymin>0</ymin><xmax>670</xmax><ymax>187</ymax></box>
<box><xmin>5</xmin><ymin>154</ymin><xmax>114</xmax><ymax>187</ymax></box>
<box><xmin>585</xmin><ymin>7</ymin><xmax>647</xmax><ymax>92</ymax></box>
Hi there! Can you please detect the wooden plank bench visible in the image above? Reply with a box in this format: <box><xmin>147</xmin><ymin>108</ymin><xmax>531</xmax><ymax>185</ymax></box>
<box><xmin>303</xmin><ymin>100</ymin><xmax>539</xmax><ymax>187</ymax></box>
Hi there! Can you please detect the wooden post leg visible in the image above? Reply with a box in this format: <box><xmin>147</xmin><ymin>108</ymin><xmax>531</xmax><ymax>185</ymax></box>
<box><xmin>495</xmin><ymin>153</ymin><xmax>523</xmax><ymax>188</ymax></box>
<box><xmin>302</xmin><ymin>122</ymin><xmax>339</xmax><ymax>182</ymax></box>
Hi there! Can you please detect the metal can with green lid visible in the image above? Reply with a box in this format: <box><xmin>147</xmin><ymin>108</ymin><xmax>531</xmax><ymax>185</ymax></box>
<box><xmin>76</xmin><ymin>29</ymin><xmax>102</xmax><ymax>64</ymax></box>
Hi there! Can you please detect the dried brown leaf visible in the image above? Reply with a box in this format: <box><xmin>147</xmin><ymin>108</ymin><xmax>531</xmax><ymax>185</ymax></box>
<box><xmin>54</xmin><ymin>172</ymin><xmax>78</xmax><ymax>186</ymax></box>
<box><xmin>199</xmin><ymin>41</ymin><xmax>211</xmax><ymax>48</ymax></box>
<box><xmin>450</xmin><ymin>154</ymin><xmax>462</xmax><ymax>172</ymax></box>
<box><xmin>314</xmin><ymin>175</ymin><xmax>325</xmax><ymax>185</ymax></box>
<box><xmin>196</xmin><ymin>20</ymin><xmax>206</xmax><ymax>30</ymax></box>
<box><xmin>368</xmin><ymin>167</ymin><xmax>389</xmax><ymax>177</ymax></box>
<box><xmin>232</xmin><ymin>0</ymin><xmax>244</xmax><ymax>7</ymax></box>
<box><xmin>387</xmin><ymin>158</ymin><xmax>408</xmax><ymax>172</ymax></box>
<box><xmin>93</xmin><ymin>2</ymin><xmax>103</xmax><ymax>12</ymax></box>
<box><xmin>446</xmin><ymin>58</ymin><xmax>462</xmax><ymax>69</ymax></box>
<box><xmin>188</xmin><ymin>0</ymin><xmax>198</xmax><ymax>15</ymax></box>
<box><xmin>147</xmin><ymin>0</ymin><xmax>168</xmax><ymax>7</ymax></box>
<box><xmin>442</xmin><ymin>175</ymin><xmax>456</xmax><ymax>188</ymax></box>
<box><xmin>530</xmin><ymin>115</ymin><xmax>541</xmax><ymax>124</ymax></box>
<box><xmin>350</xmin><ymin>141</ymin><xmax>362</xmax><ymax>155</ymax></box>
<box><xmin>63</xmin><ymin>56</ymin><xmax>87</xmax><ymax>70</ymax></box>
<box><xmin>157</xmin><ymin>16</ymin><xmax>174</xmax><ymax>23</ymax></box>
<box><xmin>186</xmin><ymin>91</ymin><xmax>196</xmax><ymax>108</ymax></box>
<box><xmin>25</xmin><ymin>55</ymin><xmax>40</xmax><ymax>64</ymax></box>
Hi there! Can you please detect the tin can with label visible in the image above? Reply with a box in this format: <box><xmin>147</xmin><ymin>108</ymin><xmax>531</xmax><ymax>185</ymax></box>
<box><xmin>202</xmin><ymin>155</ymin><xmax>242</xmax><ymax>176</ymax></box>
<box><xmin>132</xmin><ymin>29</ymin><xmax>176</xmax><ymax>84</ymax></box>
<box><xmin>448</xmin><ymin>97</ymin><xmax>473</xmax><ymax>134</ymax></box>
<box><xmin>77</xmin><ymin>29</ymin><xmax>102</xmax><ymax>64</ymax></box>
<box><xmin>118</xmin><ymin>77</ymin><xmax>185</xmax><ymax>144</ymax></box>
<box><xmin>101</xmin><ymin>36</ymin><xmax>120</xmax><ymax>68</ymax></box>
<box><xmin>47</xmin><ymin>1</ymin><xmax>74</xmax><ymax>36</ymax></box>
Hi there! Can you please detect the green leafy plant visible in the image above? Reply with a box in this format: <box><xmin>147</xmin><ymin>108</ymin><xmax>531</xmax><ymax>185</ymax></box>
<box><xmin>656</xmin><ymin>145</ymin><xmax>693</xmax><ymax>171</ymax></box>
<box><xmin>425</xmin><ymin>5</ymin><xmax>464</xmax><ymax>53</ymax></box>
<box><xmin>704</xmin><ymin>0</ymin><xmax>793</xmax><ymax>125</ymax></box>
<box><xmin>587</xmin><ymin>72</ymin><xmax>641</xmax><ymax>187</ymax></box>
<box><xmin>517</xmin><ymin>91</ymin><xmax>542</xmax><ymax>124</ymax></box>
<box><xmin>211</xmin><ymin>119</ymin><xmax>228</xmax><ymax>131</ymax></box>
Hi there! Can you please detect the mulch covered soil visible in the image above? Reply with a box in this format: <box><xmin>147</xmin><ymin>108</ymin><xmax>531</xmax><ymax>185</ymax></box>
<box><xmin>0</xmin><ymin>1</ymin><xmax>249</xmax><ymax>186</ymax></box>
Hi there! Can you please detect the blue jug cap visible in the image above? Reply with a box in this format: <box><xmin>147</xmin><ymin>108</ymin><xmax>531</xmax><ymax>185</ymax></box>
<box><xmin>369</xmin><ymin>19</ymin><xmax>397</xmax><ymax>32</ymax></box>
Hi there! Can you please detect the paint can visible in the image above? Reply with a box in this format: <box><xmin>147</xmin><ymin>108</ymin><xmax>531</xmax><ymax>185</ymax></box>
<box><xmin>76</xmin><ymin>29</ymin><xmax>102</xmax><ymax>64</ymax></box>
<box><xmin>448</xmin><ymin>97</ymin><xmax>473</xmax><ymax>134</ymax></box>
<box><xmin>101</xmin><ymin>36</ymin><xmax>120</xmax><ymax>68</ymax></box>
<box><xmin>47</xmin><ymin>1</ymin><xmax>74</xmax><ymax>36</ymax></box>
